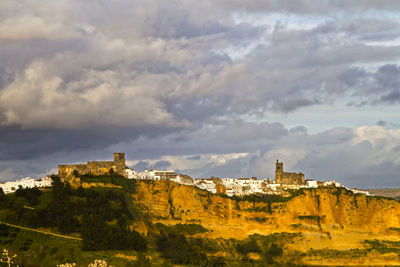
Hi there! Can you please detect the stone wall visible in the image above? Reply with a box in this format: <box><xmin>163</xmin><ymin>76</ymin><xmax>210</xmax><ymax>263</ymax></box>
<box><xmin>281</xmin><ymin>172</ymin><xmax>304</xmax><ymax>185</ymax></box>
<box><xmin>87</xmin><ymin>161</ymin><xmax>115</xmax><ymax>176</ymax></box>
<box><xmin>275</xmin><ymin>160</ymin><xmax>305</xmax><ymax>185</ymax></box>
<box><xmin>58</xmin><ymin>153</ymin><xmax>126</xmax><ymax>180</ymax></box>
<box><xmin>58</xmin><ymin>164</ymin><xmax>88</xmax><ymax>180</ymax></box>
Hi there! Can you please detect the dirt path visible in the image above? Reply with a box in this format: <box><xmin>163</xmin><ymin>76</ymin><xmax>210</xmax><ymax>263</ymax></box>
<box><xmin>0</xmin><ymin>221</ymin><xmax>82</xmax><ymax>241</ymax></box>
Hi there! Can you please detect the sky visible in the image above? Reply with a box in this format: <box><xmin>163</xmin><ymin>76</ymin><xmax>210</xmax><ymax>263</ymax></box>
<box><xmin>0</xmin><ymin>0</ymin><xmax>400</xmax><ymax>188</ymax></box>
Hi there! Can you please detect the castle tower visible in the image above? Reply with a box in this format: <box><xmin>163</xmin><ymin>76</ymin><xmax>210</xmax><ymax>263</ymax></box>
<box><xmin>275</xmin><ymin>160</ymin><xmax>283</xmax><ymax>184</ymax></box>
<box><xmin>114</xmin><ymin>153</ymin><xmax>126</xmax><ymax>176</ymax></box>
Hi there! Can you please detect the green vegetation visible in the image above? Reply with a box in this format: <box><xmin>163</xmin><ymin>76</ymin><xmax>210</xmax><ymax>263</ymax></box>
<box><xmin>81</xmin><ymin>174</ymin><xmax>137</xmax><ymax>193</ymax></box>
<box><xmin>0</xmin><ymin>176</ymin><xmax>146</xmax><ymax>252</ymax></box>
<box><xmin>364</xmin><ymin>239</ymin><xmax>400</xmax><ymax>254</ymax></box>
<box><xmin>298</xmin><ymin>215</ymin><xmax>321</xmax><ymax>221</ymax></box>
<box><xmin>248</xmin><ymin>217</ymin><xmax>267</xmax><ymax>223</ymax></box>
<box><xmin>0</xmin><ymin>223</ymin><xmax>151</xmax><ymax>266</ymax></box>
<box><xmin>171</xmin><ymin>223</ymin><xmax>208</xmax><ymax>235</ymax></box>
<box><xmin>306</xmin><ymin>248</ymin><xmax>369</xmax><ymax>259</ymax></box>
<box><xmin>232</xmin><ymin>189</ymin><xmax>305</xmax><ymax>204</ymax></box>
<box><xmin>303</xmin><ymin>239</ymin><xmax>400</xmax><ymax>263</ymax></box>
<box><xmin>291</xmin><ymin>223</ymin><xmax>301</xmax><ymax>229</ymax></box>
<box><xmin>236</xmin><ymin>237</ymin><xmax>261</xmax><ymax>255</ymax></box>
<box><xmin>298</xmin><ymin>215</ymin><xmax>322</xmax><ymax>225</ymax></box>
<box><xmin>245</xmin><ymin>206</ymin><xmax>267</xmax><ymax>212</ymax></box>
<box><xmin>235</xmin><ymin>233</ymin><xmax>297</xmax><ymax>265</ymax></box>
<box><xmin>156</xmin><ymin>232</ymin><xmax>208</xmax><ymax>265</ymax></box>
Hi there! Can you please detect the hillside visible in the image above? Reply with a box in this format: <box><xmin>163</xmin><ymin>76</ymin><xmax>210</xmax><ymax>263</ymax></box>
<box><xmin>1</xmin><ymin>177</ymin><xmax>400</xmax><ymax>266</ymax></box>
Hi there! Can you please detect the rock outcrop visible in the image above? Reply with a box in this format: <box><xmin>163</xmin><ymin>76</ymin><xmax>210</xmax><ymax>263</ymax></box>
<box><xmin>133</xmin><ymin>180</ymin><xmax>400</xmax><ymax>246</ymax></box>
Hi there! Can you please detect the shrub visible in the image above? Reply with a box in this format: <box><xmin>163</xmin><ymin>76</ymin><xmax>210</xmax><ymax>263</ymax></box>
<box><xmin>236</xmin><ymin>238</ymin><xmax>261</xmax><ymax>255</ymax></box>
<box><xmin>172</xmin><ymin>223</ymin><xmax>208</xmax><ymax>235</ymax></box>
<box><xmin>265</xmin><ymin>243</ymin><xmax>283</xmax><ymax>264</ymax></box>
<box><xmin>156</xmin><ymin>232</ymin><xmax>207</xmax><ymax>265</ymax></box>
<box><xmin>15</xmin><ymin>187</ymin><xmax>42</xmax><ymax>205</ymax></box>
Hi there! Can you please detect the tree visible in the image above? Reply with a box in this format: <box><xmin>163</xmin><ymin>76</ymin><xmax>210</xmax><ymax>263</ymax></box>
<box><xmin>265</xmin><ymin>243</ymin><xmax>283</xmax><ymax>264</ymax></box>
<box><xmin>72</xmin><ymin>170</ymin><xmax>80</xmax><ymax>178</ymax></box>
<box><xmin>81</xmin><ymin>213</ymin><xmax>107</xmax><ymax>250</ymax></box>
<box><xmin>76</xmin><ymin>186</ymin><xmax>85</xmax><ymax>197</ymax></box>
<box><xmin>157</xmin><ymin>232</ymin><xmax>206</xmax><ymax>265</ymax></box>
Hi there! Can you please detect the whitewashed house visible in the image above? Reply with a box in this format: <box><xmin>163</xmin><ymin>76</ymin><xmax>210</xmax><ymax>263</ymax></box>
<box><xmin>0</xmin><ymin>177</ymin><xmax>52</xmax><ymax>194</ymax></box>
<box><xmin>125</xmin><ymin>168</ymin><xmax>138</xmax><ymax>179</ymax></box>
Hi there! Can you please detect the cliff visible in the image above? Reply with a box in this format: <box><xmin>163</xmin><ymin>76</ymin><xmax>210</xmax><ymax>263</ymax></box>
<box><xmin>133</xmin><ymin>180</ymin><xmax>400</xmax><ymax>251</ymax></box>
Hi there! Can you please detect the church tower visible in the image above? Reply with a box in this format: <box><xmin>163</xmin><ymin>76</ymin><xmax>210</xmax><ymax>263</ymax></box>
<box><xmin>275</xmin><ymin>160</ymin><xmax>283</xmax><ymax>184</ymax></box>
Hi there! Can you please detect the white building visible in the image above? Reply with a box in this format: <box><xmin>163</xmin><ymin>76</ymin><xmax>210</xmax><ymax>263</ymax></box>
<box><xmin>225</xmin><ymin>187</ymin><xmax>234</xmax><ymax>197</ymax></box>
<box><xmin>231</xmin><ymin>183</ymin><xmax>244</xmax><ymax>196</ymax></box>
<box><xmin>236</xmin><ymin>178</ymin><xmax>252</xmax><ymax>186</ymax></box>
<box><xmin>136</xmin><ymin>169</ymin><xmax>176</xmax><ymax>180</ymax></box>
<box><xmin>34</xmin><ymin>177</ymin><xmax>53</xmax><ymax>187</ymax></box>
<box><xmin>265</xmin><ymin>183</ymin><xmax>280</xmax><ymax>191</ymax></box>
<box><xmin>125</xmin><ymin>168</ymin><xmax>138</xmax><ymax>179</ymax></box>
<box><xmin>249</xmin><ymin>179</ymin><xmax>265</xmax><ymax>194</ymax></box>
<box><xmin>323</xmin><ymin>181</ymin><xmax>341</xmax><ymax>187</ymax></box>
<box><xmin>348</xmin><ymin>188</ymin><xmax>372</xmax><ymax>196</ymax></box>
<box><xmin>221</xmin><ymin>178</ymin><xmax>235</xmax><ymax>186</ymax></box>
<box><xmin>194</xmin><ymin>179</ymin><xmax>217</xmax><ymax>194</ymax></box>
<box><xmin>306</xmin><ymin>180</ymin><xmax>318</xmax><ymax>188</ymax></box>
<box><xmin>0</xmin><ymin>177</ymin><xmax>53</xmax><ymax>194</ymax></box>
<box><xmin>137</xmin><ymin>169</ymin><xmax>156</xmax><ymax>180</ymax></box>
<box><xmin>171</xmin><ymin>175</ymin><xmax>194</xmax><ymax>186</ymax></box>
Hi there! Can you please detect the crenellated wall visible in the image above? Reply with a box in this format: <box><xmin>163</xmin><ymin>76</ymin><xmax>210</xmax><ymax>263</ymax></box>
<box><xmin>58</xmin><ymin>153</ymin><xmax>126</xmax><ymax>180</ymax></box>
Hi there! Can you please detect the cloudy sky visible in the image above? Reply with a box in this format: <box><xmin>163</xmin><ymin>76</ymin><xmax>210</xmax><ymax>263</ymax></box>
<box><xmin>1</xmin><ymin>0</ymin><xmax>400</xmax><ymax>188</ymax></box>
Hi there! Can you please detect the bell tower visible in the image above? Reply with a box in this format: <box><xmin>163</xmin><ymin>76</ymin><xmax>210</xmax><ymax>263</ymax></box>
<box><xmin>275</xmin><ymin>160</ymin><xmax>283</xmax><ymax>184</ymax></box>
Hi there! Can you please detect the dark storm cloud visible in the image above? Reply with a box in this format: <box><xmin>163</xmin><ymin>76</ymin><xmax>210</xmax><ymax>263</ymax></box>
<box><xmin>377</xmin><ymin>120</ymin><xmax>387</xmax><ymax>127</ymax></box>
<box><xmin>0</xmin><ymin>125</ymin><xmax>185</xmax><ymax>160</ymax></box>
<box><xmin>186</xmin><ymin>155</ymin><xmax>201</xmax><ymax>160</ymax></box>
<box><xmin>132</xmin><ymin>161</ymin><xmax>150</xmax><ymax>172</ymax></box>
<box><xmin>119</xmin><ymin>120</ymin><xmax>287</xmax><ymax>160</ymax></box>
<box><xmin>280</xmin><ymin>99</ymin><xmax>314</xmax><ymax>113</ymax></box>
<box><xmin>128</xmin><ymin>160</ymin><xmax>172</xmax><ymax>171</ymax></box>
<box><xmin>151</xmin><ymin>160</ymin><xmax>172</xmax><ymax>170</ymax></box>
<box><xmin>380</xmin><ymin>91</ymin><xmax>400</xmax><ymax>103</ymax></box>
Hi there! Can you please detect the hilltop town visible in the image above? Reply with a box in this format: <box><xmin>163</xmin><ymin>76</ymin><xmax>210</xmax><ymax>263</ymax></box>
<box><xmin>1</xmin><ymin>152</ymin><xmax>371</xmax><ymax>197</ymax></box>
<box><xmin>1</xmin><ymin>153</ymin><xmax>398</xmax><ymax>266</ymax></box>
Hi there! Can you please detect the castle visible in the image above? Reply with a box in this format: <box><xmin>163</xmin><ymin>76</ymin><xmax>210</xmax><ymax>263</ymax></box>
<box><xmin>58</xmin><ymin>153</ymin><xmax>126</xmax><ymax>180</ymax></box>
<box><xmin>275</xmin><ymin>160</ymin><xmax>305</xmax><ymax>185</ymax></box>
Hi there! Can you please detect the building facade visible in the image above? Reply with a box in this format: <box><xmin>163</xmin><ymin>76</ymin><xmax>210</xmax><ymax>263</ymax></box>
<box><xmin>0</xmin><ymin>177</ymin><xmax>53</xmax><ymax>194</ymax></box>
<box><xmin>136</xmin><ymin>169</ymin><xmax>177</xmax><ymax>180</ymax></box>
<box><xmin>275</xmin><ymin>160</ymin><xmax>305</xmax><ymax>185</ymax></box>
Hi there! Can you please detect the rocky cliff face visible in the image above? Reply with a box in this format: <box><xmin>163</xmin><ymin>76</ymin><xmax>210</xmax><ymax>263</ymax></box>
<box><xmin>133</xmin><ymin>180</ymin><xmax>400</xmax><ymax>241</ymax></box>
